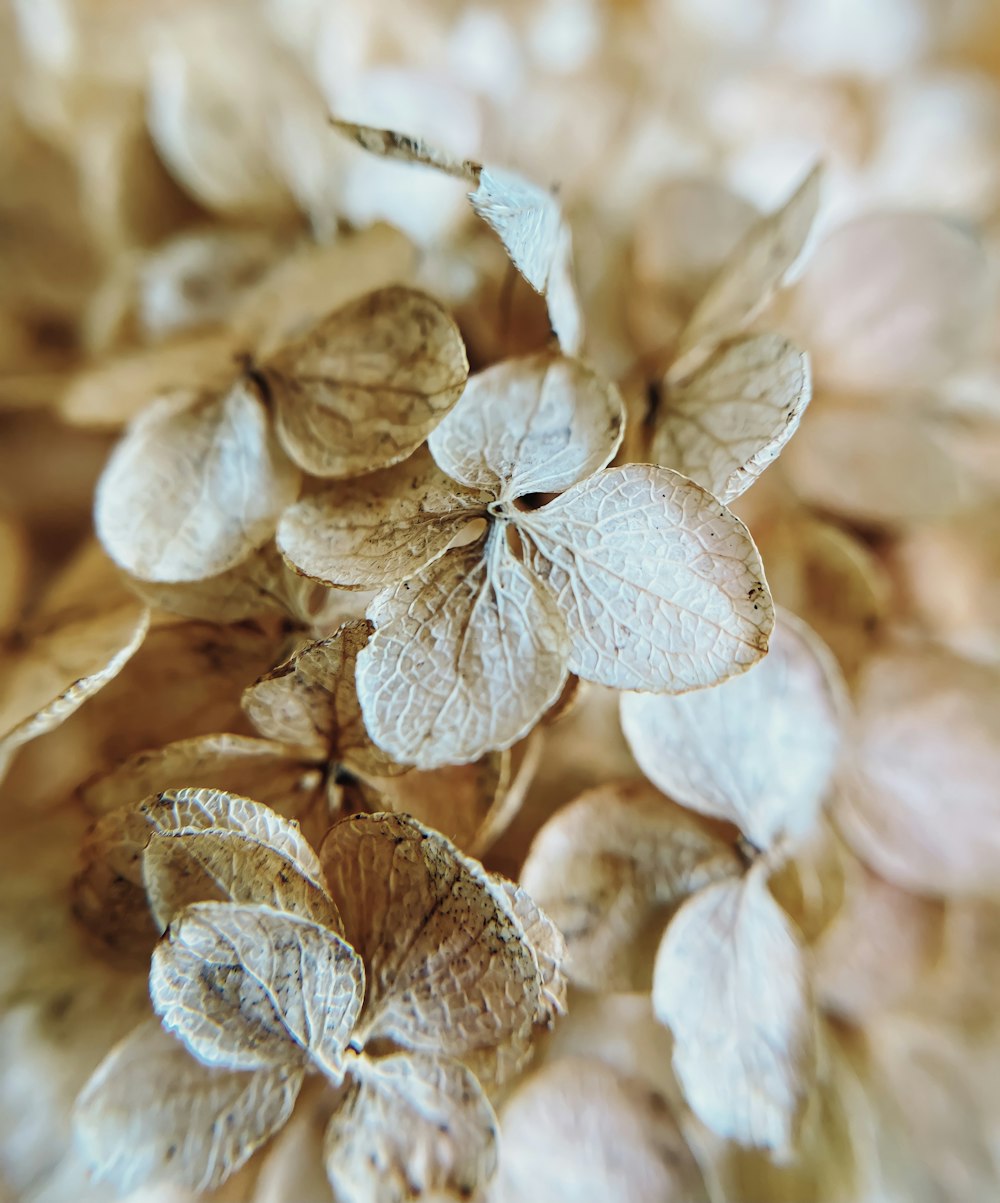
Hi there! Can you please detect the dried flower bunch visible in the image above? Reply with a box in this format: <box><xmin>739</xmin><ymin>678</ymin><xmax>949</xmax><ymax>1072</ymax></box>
<box><xmin>4</xmin><ymin>2</ymin><xmax>1000</xmax><ymax>1202</ymax></box>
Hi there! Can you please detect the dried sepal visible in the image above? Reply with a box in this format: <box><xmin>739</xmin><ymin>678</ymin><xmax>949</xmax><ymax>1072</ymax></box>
<box><xmin>332</xmin><ymin>119</ymin><xmax>583</xmax><ymax>354</ymax></box>
<box><xmin>74</xmin><ymin>1020</ymin><xmax>302</xmax><ymax>1194</ymax></box>
<box><xmin>653</xmin><ymin>862</ymin><xmax>815</xmax><ymax>1153</ymax></box>
<box><xmin>672</xmin><ymin>164</ymin><xmax>821</xmax><ymax>375</ymax></box>
<box><xmin>427</xmin><ymin>352</ymin><xmax>623</xmax><ymax>497</ymax></box>
<box><xmin>357</xmin><ymin>531</ymin><xmax>570</xmax><ymax>768</ymax></box>
<box><xmin>324</xmin><ymin>1052</ymin><xmax>498</xmax><ymax>1203</ymax></box>
<box><xmin>95</xmin><ymin>378</ymin><xmax>301</xmax><ymax>582</ymax></box>
<box><xmin>621</xmin><ymin>611</ymin><xmax>844</xmax><ymax>849</ymax></box>
<box><xmin>243</xmin><ymin>621</ymin><xmax>403</xmax><ymax>777</ymax></box>
<box><xmin>261</xmin><ymin>286</ymin><xmax>469</xmax><ymax>479</ymax></box>
<box><xmin>150</xmin><ymin>902</ymin><xmax>364</xmax><ymax>1083</ymax></box>
<box><xmin>495</xmin><ymin>880</ymin><xmax>569</xmax><ymax>1024</ymax></box>
<box><xmin>521</xmin><ymin>781</ymin><xmax>741</xmax><ymax>990</ymax></box>
<box><xmin>650</xmin><ymin>334</ymin><xmax>811</xmax><ymax>503</ymax></box>
<box><xmin>523</xmin><ymin>466</ymin><xmax>773</xmax><ymax>692</ymax></box>
<box><xmin>319</xmin><ymin>813</ymin><xmax>542</xmax><ymax>1088</ymax></box>
<box><xmin>277</xmin><ymin>447</ymin><xmax>488</xmax><ymax>589</ymax></box>
<box><xmin>0</xmin><ymin>544</ymin><xmax>150</xmax><ymax>768</ymax></box>
<box><xmin>494</xmin><ymin>1058</ymin><xmax>708</xmax><ymax>1203</ymax></box>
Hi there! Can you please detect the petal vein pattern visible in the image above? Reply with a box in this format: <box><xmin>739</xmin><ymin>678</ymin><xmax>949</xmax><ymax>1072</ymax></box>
<box><xmin>357</xmin><ymin>532</ymin><xmax>569</xmax><ymax>768</ymax></box>
<box><xmin>523</xmin><ymin>465</ymin><xmax>773</xmax><ymax>691</ymax></box>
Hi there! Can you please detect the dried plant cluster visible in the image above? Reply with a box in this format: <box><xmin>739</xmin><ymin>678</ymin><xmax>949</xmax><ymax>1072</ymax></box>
<box><xmin>2</xmin><ymin>2</ymin><xmax>1000</xmax><ymax>1202</ymax></box>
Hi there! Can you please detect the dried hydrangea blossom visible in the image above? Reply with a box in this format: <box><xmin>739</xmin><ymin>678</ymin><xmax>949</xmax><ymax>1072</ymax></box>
<box><xmin>281</xmin><ymin>350</ymin><xmax>774</xmax><ymax>768</ymax></box>
<box><xmin>74</xmin><ymin>797</ymin><xmax>564</xmax><ymax>1200</ymax></box>
<box><xmin>332</xmin><ymin>119</ymin><xmax>583</xmax><ymax>355</ymax></box>
<box><xmin>636</xmin><ymin>167</ymin><xmax>820</xmax><ymax>502</ymax></box>
<box><xmin>95</xmin><ymin>284</ymin><xmax>469</xmax><ymax>583</ymax></box>
<box><xmin>0</xmin><ymin>542</ymin><xmax>149</xmax><ymax>781</ymax></box>
<box><xmin>524</xmin><ymin>613</ymin><xmax>847</xmax><ymax>1152</ymax></box>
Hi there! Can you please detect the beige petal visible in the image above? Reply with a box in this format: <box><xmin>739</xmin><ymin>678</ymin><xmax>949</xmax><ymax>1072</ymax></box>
<box><xmin>319</xmin><ymin>813</ymin><xmax>541</xmax><ymax>1088</ymax></box>
<box><xmin>672</xmin><ymin>164</ymin><xmax>820</xmax><ymax>374</ymax></box>
<box><xmin>0</xmin><ymin>544</ymin><xmax>149</xmax><ymax>766</ymax></box>
<box><xmin>151</xmin><ymin>902</ymin><xmax>364</xmax><ymax>1081</ymax></box>
<box><xmin>126</xmin><ymin>541</ymin><xmax>331</xmax><ymax>626</ymax></box>
<box><xmin>330</xmin><ymin>118</ymin><xmax>479</xmax><ymax>182</ymax></box>
<box><xmin>233</xmin><ymin>224</ymin><xmax>417</xmax><ymax>359</ymax></box>
<box><xmin>835</xmin><ymin>645</ymin><xmax>1000</xmax><ymax>898</ymax></box>
<box><xmin>349</xmin><ymin>752</ymin><xmax>508</xmax><ymax>853</ymax></box>
<box><xmin>786</xmin><ymin>212</ymin><xmax>989</xmax><ymax>393</ymax></box>
<box><xmin>495</xmin><ymin>880</ymin><xmax>569</xmax><ymax>1025</ymax></box>
<box><xmin>470</xmin><ymin>167</ymin><xmax>583</xmax><ymax>355</ymax></box>
<box><xmin>74</xmin><ymin>1021</ymin><xmax>302</xmax><ymax>1194</ymax></box>
<box><xmin>325</xmin><ymin>1052</ymin><xmax>497</xmax><ymax>1203</ymax></box>
<box><xmin>428</xmin><ymin>352</ymin><xmax>623</xmax><ymax>498</ymax></box>
<box><xmin>95</xmin><ymin>379</ymin><xmax>301</xmax><ymax>583</ymax></box>
<box><xmin>523</xmin><ymin>465</ymin><xmax>773</xmax><ymax>692</ymax></box>
<box><xmin>651</xmin><ymin>334</ymin><xmax>811</xmax><ymax>503</ymax></box>
<box><xmin>58</xmin><ymin>333</ymin><xmax>239</xmax><ymax>430</ymax></box>
<box><xmin>261</xmin><ymin>286</ymin><xmax>468</xmax><ymax>479</ymax></box>
<box><xmin>243</xmin><ymin>620</ymin><xmax>404</xmax><ymax>775</ymax></box>
<box><xmin>277</xmin><ymin>447</ymin><xmax>486</xmax><ymax>589</ymax></box>
<box><xmin>620</xmin><ymin>612</ymin><xmax>845</xmax><ymax>849</ymax></box>
<box><xmin>520</xmin><ymin>781</ymin><xmax>740</xmax><ymax>991</ymax></box>
<box><xmin>139</xmin><ymin>789</ymin><xmax>338</xmax><ymax>933</ymax></box>
<box><xmin>0</xmin><ymin>513</ymin><xmax>27</xmax><ymax>635</ymax></box>
<box><xmin>494</xmin><ymin>1057</ymin><xmax>707</xmax><ymax>1203</ymax></box>
<box><xmin>356</xmin><ymin>532</ymin><xmax>570</xmax><ymax>769</ymax></box>
<box><xmin>653</xmin><ymin>863</ymin><xmax>815</xmax><ymax>1153</ymax></box>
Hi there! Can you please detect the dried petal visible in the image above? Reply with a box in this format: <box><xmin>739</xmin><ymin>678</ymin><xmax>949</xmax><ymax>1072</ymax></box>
<box><xmin>0</xmin><ymin>545</ymin><xmax>149</xmax><ymax>767</ymax></box>
<box><xmin>261</xmin><ymin>286</ymin><xmax>469</xmax><ymax>479</ymax></box>
<box><xmin>672</xmin><ymin>165</ymin><xmax>821</xmax><ymax>373</ymax></box>
<box><xmin>357</xmin><ymin>532</ymin><xmax>570</xmax><ymax>768</ymax></box>
<box><xmin>523</xmin><ymin>465</ymin><xmax>773</xmax><ymax>692</ymax></box>
<box><xmin>320</xmin><ymin>813</ymin><xmax>541</xmax><ymax>1088</ymax></box>
<box><xmin>243</xmin><ymin>621</ymin><xmax>402</xmax><ymax>775</ymax></box>
<box><xmin>325</xmin><ymin>1052</ymin><xmax>498</xmax><ymax>1203</ymax></box>
<box><xmin>331</xmin><ymin>118</ymin><xmax>478</xmax><ymax>182</ymax></box>
<box><xmin>75</xmin><ymin>1021</ymin><xmax>301</xmax><ymax>1194</ymax></box>
<box><xmin>428</xmin><ymin>352</ymin><xmax>623</xmax><ymax>498</ymax></box>
<box><xmin>653</xmin><ymin>863</ymin><xmax>815</xmax><ymax>1152</ymax></box>
<box><xmin>277</xmin><ymin>447</ymin><xmax>486</xmax><ymax>589</ymax></box>
<box><xmin>494</xmin><ymin>1058</ymin><xmax>708</xmax><ymax>1203</ymax></box>
<box><xmin>521</xmin><ymin>781</ymin><xmax>740</xmax><ymax>990</ymax></box>
<box><xmin>95</xmin><ymin>379</ymin><xmax>301</xmax><ymax>583</ymax></box>
<box><xmin>151</xmin><ymin>902</ymin><xmax>363</xmax><ymax>1081</ymax></box>
<box><xmin>651</xmin><ymin>334</ymin><xmax>811</xmax><ymax>503</ymax></box>
<box><xmin>621</xmin><ymin>612</ymin><xmax>844</xmax><ymax>849</ymax></box>
<box><xmin>496</xmin><ymin>880</ymin><xmax>568</xmax><ymax>1024</ymax></box>
<box><xmin>835</xmin><ymin>645</ymin><xmax>1000</xmax><ymax>897</ymax></box>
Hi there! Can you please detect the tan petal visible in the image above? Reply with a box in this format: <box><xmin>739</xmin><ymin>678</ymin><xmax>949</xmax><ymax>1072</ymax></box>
<box><xmin>95</xmin><ymin>379</ymin><xmax>301</xmax><ymax>583</ymax></box>
<box><xmin>330</xmin><ymin>118</ymin><xmax>479</xmax><ymax>182</ymax></box>
<box><xmin>243</xmin><ymin>620</ymin><xmax>404</xmax><ymax>774</ymax></box>
<box><xmin>349</xmin><ymin>752</ymin><xmax>508</xmax><ymax>852</ymax></box>
<box><xmin>835</xmin><ymin>645</ymin><xmax>1000</xmax><ymax>897</ymax></box>
<box><xmin>58</xmin><ymin>333</ymin><xmax>240</xmax><ymax>430</ymax></box>
<box><xmin>151</xmin><ymin>902</ymin><xmax>364</xmax><ymax>1081</ymax></box>
<box><xmin>520</xmin><ymin>781</ymin><xmax>740</xmax><ymax>990</ymax></box>
<box><xmin>653</xmin><ymin>863</ymin><xmax>815</xmax><ymax>1153</ymax></box>
<box><xmin>0</xmin><ymin>513</ymin><xmax>27</xmax><ymax>635</ymax></box>
<box><xmin>495</xmin><ymin>880</ymin><xmax>568</xmax><ymax>1025</ymax></box>
<box><xmin>0</xmin><ymin>544</ymin><xmax>149</xmax><ymax>766</ymax></box>
<box><xmin>786</xmin><ymin>213</ymin><xmax>988</xmax><ymax>393</ymax></box>
<box><xmin>126</xmin><ymin>541</ymin><xmax>331</xmax><ymax>626</ymax></box>
<box><xmin>428</xmin><ymin>352</ymin><xmax>623</xmax><ymax>498</ymax></box>
<box><xmin>319</xmin><ymin>813</ymin><xmax>541</xmax><ymax>1088</ymax></box>
<box><xmin>277</xmin><ymin>447</ymin><xmax>486</xmax><ymax>589</ymax></box>
<box><xmin>356</xmin><ymin>532</ymin><xmax>570</xmax><ymax>768</ymax></box>
<box><xmin>620</xmin><ymin>612</ymin><xmax>845</xmax><ymax>849</ymax></box>
<box><xmin>325</xmin><ymin>1052</ymin><xmax>497</xmax><ymax>1203</ymax></box>
<box><xmin>74</xmin><ymin>1021</ymin><xmax>302</xmax><ymax>1194</ymax></box>
<box><xmin>494</xmin><ymin>1058</ymin><xmax>708</xmax><ymax>1203</ymax></box>
<box><xmin>260</xmin><ymin>286</ymin><xmax>468</xmax><ymax>479</ymax></box>
<box><xmin>651</xmin><ymin>334</ymin><xmax>811</xmax><ymax>503</ymax></box>
<box><xmin>672</xmin><ymin>164</ymin><xmax>820</xmax><ymax>374</ymax></box>
<box><xmin>523</xmin><ymin>465</ymin><xmax>773</xmax><ymax>692</ymax></box>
